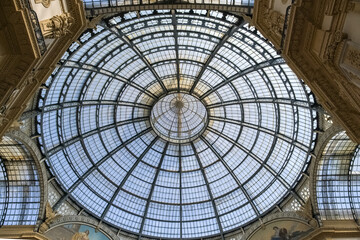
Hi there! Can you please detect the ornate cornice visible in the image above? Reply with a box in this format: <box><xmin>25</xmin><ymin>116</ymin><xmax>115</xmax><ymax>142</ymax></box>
<box><xmin>0</xmin><ymin>226</ymin><xmax>48</xmax><ymax>240</ymax></box>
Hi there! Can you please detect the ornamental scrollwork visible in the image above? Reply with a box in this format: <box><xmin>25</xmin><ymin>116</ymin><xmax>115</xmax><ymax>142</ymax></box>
<box><xmin>326</xmin><ymin>31</ymin><xmax>347</xmax><ymax>60</ymax></box>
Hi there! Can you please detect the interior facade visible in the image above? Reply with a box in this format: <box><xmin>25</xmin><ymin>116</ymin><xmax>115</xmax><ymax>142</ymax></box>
<box><xmin>0</xmin><ymin>0</ymin><xmax>360</xmax><ymax>239</ymax></box>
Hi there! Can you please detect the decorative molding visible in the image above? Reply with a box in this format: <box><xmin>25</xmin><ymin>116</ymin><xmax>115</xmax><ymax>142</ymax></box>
<box><xmin>325</xmin><ymin>0</ymin><xmax>341</xmax><ymax>15</ymax></box>
<box><xmin>253</xmin><ymin>1</ymin><xmax>284</xmax><ymax>49</ymax></box>
<box><xmin>347</xmin><ymin>0</ymin><xmax>360</xmax><ymax>13</ymax></box>
<box><xmin>34</xmin><ymin>0</ymin><xmax>55</xmax><ymax>8</ymax></box>
<box><xmin>0</xmin><ymin>226</ymin><xmax>48</xmax><ymax>240</ymax></box>
<box><xmin>86</xmin><ymin>4</ymin><xmax>253</xmax><ymax>18</ymax></box>
<box><xmin>0</xmin><ymin>115</ymin><xmax>9</xmax><ymax>129</ymax></box>
<box><xmin>0</xmin><ymin>0</ymin><xmax>87</xmax><ymax>140</ymax></box>
<box><xmin>268</xmin><ymin>10</ymin><xmax>285</xmax><ymax>36</ymax></box>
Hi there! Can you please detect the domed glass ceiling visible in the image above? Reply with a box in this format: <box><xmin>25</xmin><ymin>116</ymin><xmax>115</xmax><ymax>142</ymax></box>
<box><xmin>37</xmin><ymin>10</ymin><xmax>317</xmax><ymax>239</ymax></box>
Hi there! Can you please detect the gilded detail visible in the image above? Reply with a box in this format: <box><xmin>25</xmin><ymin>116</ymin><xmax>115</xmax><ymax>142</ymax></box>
<box><xmin>40</xmin><ymin>13</ymin><xmax>75</xmax><ymax>39</ymax></box>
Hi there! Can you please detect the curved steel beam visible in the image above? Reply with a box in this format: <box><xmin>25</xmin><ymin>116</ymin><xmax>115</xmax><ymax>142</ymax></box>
<box><xmin>53</xmin><ymin>127</ymin><xmax>153</xmax><ymax>210</ymax></box>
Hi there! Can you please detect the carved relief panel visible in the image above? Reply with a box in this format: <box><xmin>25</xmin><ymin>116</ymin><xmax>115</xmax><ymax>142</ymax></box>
<box><xmin>339</xmin><ymin>40</ymin><xmax>360</xmax><ymax>87</ymax></box>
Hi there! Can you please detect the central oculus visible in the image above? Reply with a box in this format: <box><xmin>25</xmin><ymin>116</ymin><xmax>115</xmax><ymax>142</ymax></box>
<box><xmin>150</xmin><ymin>93</ymin><xmax>208</xmax><ymax>143</ymax></box>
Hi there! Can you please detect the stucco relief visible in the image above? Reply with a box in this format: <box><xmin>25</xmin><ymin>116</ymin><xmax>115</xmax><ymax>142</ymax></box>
<box><xmin>348</xmin><ymin>49</ymin><xmax>360</xmax><ymax>69</ymax></box>
<box><xmin>269</xmin><ymin>10</ymin><xmax>285</xmax><ymax>36</ymax></box>
<box><xmin>325</xmin><ymin>31</ymin><xmax>347</xmax><ymax>60</ymax></box>
<box><xmin>339</xmin><ymin>41</ymin><xmax>360</xmax><ymax>87</ymax></box>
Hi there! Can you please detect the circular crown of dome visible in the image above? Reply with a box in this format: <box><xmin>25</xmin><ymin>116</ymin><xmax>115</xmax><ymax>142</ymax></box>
<box><xmin>150</xmin><ymin>93</ymin><xmax>208</xmax><ymax>143</ymax></box>
<box><xmin>37</xmin><ymin>10</ymin><xmax>317</xmax><ymax>239</ymax></box>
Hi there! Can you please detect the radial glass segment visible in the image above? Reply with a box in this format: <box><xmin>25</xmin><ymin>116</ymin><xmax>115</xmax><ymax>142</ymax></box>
<box><xmin>37</xmin><ymin>10</ymin><xmax>317</xmax><ymax>239</ymax></box>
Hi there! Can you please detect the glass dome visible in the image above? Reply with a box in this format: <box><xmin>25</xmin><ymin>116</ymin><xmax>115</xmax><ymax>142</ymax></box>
<box><xmin>37</xmin><ymin>10</ymin><xmax>317</xmax><ymax>239</ymax></box>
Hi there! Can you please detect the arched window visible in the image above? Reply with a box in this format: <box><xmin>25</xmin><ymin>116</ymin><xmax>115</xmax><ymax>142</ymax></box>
<box><xmin>0</xmin><ymin>136</ymin><xmax>41</xmax><ymax>226</ymax></box>
<box><xmin>316</xmin><ymin>131</ymin><xmax>359</xmax><ymax>221</ymax></box>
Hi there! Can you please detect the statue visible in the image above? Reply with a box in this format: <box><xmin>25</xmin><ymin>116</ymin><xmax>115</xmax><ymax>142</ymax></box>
<box><xmin>39</xmin><ymin>202</ymin><xmax>61</xmax><ymax>233</ymax></box>
<box><xmin>35</xmin><ymin>0</ymin><xmax>54</xmax><ymax>8</ymax></box>
<box><xmin>71</xmin><ymin>230</ymin><xmax>90</xmax><ymax>240</ymax></box>
<box><xmin>40</xmin><ymin>13</ymin><xmax>75</xmax><ymax>38</ymax></box>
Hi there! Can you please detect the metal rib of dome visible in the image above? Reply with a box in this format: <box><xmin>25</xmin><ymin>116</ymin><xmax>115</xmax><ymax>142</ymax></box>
<box><xmin>37</xmin><ymin>10</ymin><xmax>317</xmax><ymax>239</ymax></box>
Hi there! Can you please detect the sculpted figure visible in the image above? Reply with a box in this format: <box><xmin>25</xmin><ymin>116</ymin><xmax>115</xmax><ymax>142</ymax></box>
<box><xmin>41</xmin><ymin>13</ymin><xmax>75</xmax><ymax>38</ymax></box>
<box><xmin>71</xmin><ymin>230</ymin><xmax>90</xmax><ymax>240</ymax></box>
